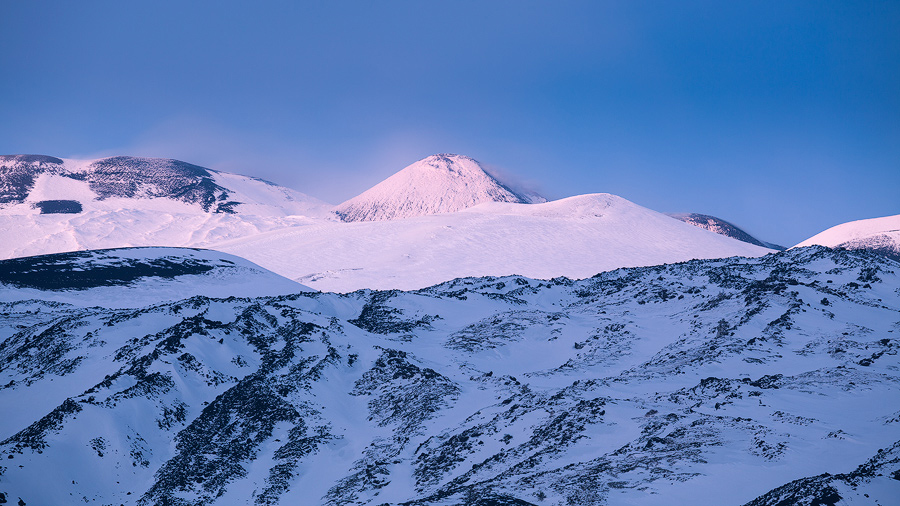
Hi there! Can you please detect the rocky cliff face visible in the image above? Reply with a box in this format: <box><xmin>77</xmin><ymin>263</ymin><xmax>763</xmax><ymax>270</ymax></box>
<box><xmin>0</xmin><ymin>246</ymin><xmax>898</xmax><ymax>505</ymax></box>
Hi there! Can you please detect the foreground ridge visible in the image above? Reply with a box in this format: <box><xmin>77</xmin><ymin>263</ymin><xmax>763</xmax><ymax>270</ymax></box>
<box><xmin>1</xmin><ymin>254</ymin><xmax>898</xmax><ymax>503</ymax></box>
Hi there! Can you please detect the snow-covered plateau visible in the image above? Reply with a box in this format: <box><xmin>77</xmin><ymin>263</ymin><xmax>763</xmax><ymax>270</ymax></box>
<box><xmin>0</xmin><ymin>245</ymin><xmax>898</xmax><ymax>505</ymax></box>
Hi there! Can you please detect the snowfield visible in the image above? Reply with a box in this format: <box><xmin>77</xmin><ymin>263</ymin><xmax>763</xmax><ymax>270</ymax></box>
<box><xmin>213</xmin><ymin>193</ymin><xmax>772</xmax><ymax>292</ymax></box>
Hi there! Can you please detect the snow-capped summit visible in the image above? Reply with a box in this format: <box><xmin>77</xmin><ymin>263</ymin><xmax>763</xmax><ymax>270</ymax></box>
<box><xmin>334</xmin><ymin>154</ymin><xmax>545</xmax><ymax>222</ymax></box>
<box><xmin>794</xmin><ymin>213</ymin><xmax>900</xmax><ymax>260</ymax></box>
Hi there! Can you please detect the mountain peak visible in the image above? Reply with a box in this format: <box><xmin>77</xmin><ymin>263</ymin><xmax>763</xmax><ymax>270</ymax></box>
<box><xmin>334</xmin><ymin>154</ymin><xmax>544</xmax><ymax>222</ymax></box>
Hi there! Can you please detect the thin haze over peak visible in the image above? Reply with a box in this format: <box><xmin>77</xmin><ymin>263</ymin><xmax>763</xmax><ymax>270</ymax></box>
<box><xmin>1</xmin><ymin>1</ymin><xmax>898</xmax><ymax>246</ymax></box>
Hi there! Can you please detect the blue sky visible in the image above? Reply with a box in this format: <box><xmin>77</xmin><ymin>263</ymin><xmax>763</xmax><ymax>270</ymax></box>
<box><xmin>1</xmin><ymin>1</ymin><xmax>897</xmax><ymax>246</ymax></box>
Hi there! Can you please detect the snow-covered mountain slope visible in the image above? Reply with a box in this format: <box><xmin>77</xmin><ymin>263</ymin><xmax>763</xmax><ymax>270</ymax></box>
<box><xmin>0</xmin><ymin>247</ymin><xmax>312</xmax><ymax>308</ymax></box>
<box><xmin>2</xmin><ymin>154</ymin><xmax>772</xmax><ymax>289</ymax></box>
<box><xmin>0</xmin><ymin>246</ymin><xmax>897</xmax><ymax>505</ymax></box>
<box><xmin>214</xmin><ymin>193</ymin><xmax>774</xmax><ymax>292</ymax></box>
<box><xmin>0</xmin><ymin>154</ymin><xmax>335</xmax><ymax>259</ymax></box>
<box><xmin>0</xmin><ymin>154</ymin><xmax>331</xmax><ymax>216</ymax></box>
<box><xmin>668</xmin><ymin>212</ymin><xmax>785</xmax><ymax>250</ymax></box>
<box><xmin>795</xmin><ymin>214</ymin><xmax>900</xmax><ymax>261</ymax></box>
<box><xmin>334</xmin><ymin>154</ymin><xmax>545</xmax><ymax>222</ymax></box>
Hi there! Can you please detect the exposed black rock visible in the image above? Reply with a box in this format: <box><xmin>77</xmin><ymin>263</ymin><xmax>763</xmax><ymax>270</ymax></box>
<box><xmin>32</xmin><ymin>199</ymin><xmax>82</xmax><ymax>214</ymax></box>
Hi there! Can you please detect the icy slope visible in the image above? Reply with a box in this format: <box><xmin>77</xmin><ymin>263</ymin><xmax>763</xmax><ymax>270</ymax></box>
<box><xmin>0</xmin><ymin>247</ymin><xmax>312</xmax><ymax>308</ymax></box>
<box><xmin>668</xmin><ymin>212</ymin><xmax>785</xmax><ymax>250</ymax></box>
<box><xmin>0</xmin><ymin>246</ymin><xmax>897</xmax><ymax>505</ymax></box>
<box><xmin>795</xmin><ymin>213</ymin><xmax>900</xmax><ymax>261</ymax></box>
<box><xmin>334</xmin><ymin>154</ymin><xmax>545</xmax><ymax>222</ymax></box>
<box><xmin>214</xmin><ymin>193</ymin><xmax>773</xmax><ymax>292</ymax></box>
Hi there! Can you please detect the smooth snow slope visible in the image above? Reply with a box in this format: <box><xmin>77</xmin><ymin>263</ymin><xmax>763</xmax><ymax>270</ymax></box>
<box><xmin>795</xmin><ymin>214</ymin><xmax>900</xmax><ymax>260</ymax></box>
<box><xmin>212</xmin><ymin>193</ymin><xmax>774</xmax><ymax>292</ymax></box>
<box><xmin>334</xmin><ymin>154</ymin><xmax>545</xmax><ymax>222</ymax></box>
<box><xmin>0</xmin><ymin>247</ymin><xmax>312</xmax><ymax>308</ymax></box>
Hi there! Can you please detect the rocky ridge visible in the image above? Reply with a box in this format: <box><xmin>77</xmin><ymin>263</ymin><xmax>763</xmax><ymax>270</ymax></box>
<box><xmin>0</xmin><ymin>246</ymin><xmax>897</xmax><ymax>505</ymax></box>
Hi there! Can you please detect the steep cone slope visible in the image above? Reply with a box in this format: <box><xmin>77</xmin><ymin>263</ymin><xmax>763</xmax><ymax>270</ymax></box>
<box><xmin>0</xmin><ymin>155</ymin><xmax>335</xmax><ymax>259</ymax></box>
<box><xmin>212</xmin><ymin>193</ymin><xmax>774</xmax><ymax>292</ymax></box>
<box><xmin>334</xmin><ymin>154</ymin><xmax>545</xmax><ymax>222</ymax></box>
<box><xmin>794</xmin><ymin>214</ymin><xmax>900</xmax><ymax>260</ymax></box>
<box><xmin>668</xmin><ymin>213</ymin><xmax>785</xmax><ymax>250</ymax></box>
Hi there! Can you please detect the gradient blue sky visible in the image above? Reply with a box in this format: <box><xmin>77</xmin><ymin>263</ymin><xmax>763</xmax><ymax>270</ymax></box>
<box><xmin>2</xmin><ymin>1</ymin><xmax>898</xmax><ymax>246</ymax></box>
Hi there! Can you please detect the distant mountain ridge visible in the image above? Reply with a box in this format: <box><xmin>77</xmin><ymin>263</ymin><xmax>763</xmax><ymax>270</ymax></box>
<box><xmin>334</xmin><ymin>154</ymin><xmax>545</xmax><ymax>222</ymax></box>
<box><xmin>7</xmin><ymin>151</ymin><xmax>896</xmax><ymax>291</ymax></box>
<box><xmin>0</xmin><ymin>152</ymin><xmax>774</xmax><ymax>289</ymax></box>
<box><xmin>0</xmin><ymin>154</ymin><xmax>237</xmax><ymax>212</ymax></box>
<box><xmin>668</xmin><ymin>212</ymin><xmax>786</xmax><ymax>250</ymax></box>
<box><xmin>0</xmin><ymin>154</ymin><xmax>331</xmax><ymax>216</ymax></box>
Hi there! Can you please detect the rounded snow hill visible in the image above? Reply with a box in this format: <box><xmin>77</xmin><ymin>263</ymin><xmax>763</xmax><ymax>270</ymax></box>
<box><xmin>794</xmin><ymin>214</ymin><xmax>900</xmax><ymax>261</ymax></box>
<box><xmin>212</xmin><ymin>193</ymin><xmax>774</xmax><ymax>292</ymax></box>
<box><xmin>334</xmin><ymin>154</ymin><xmax>545</xmax><ymax>222</ymax></box>
<box><xmin>0</xmin><ymin>247</ymin><xmax>313</xmax><ymax>308</ymax></box>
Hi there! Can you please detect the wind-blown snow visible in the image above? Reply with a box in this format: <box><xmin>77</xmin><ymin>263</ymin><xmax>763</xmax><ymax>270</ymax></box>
<box><xmin>213</xmin><ymin>193</ymin><xmax>773</xmax><ymax>292</ymax></box>
<box><xmin>795</xmin><ymin>214</ymin><xmax>900</xmax><ymax>261</ymax></box>
<box><xmin>333</xmin><ymin>154</ymin><xmax>545</xmax><ymax>222</ymax></box>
